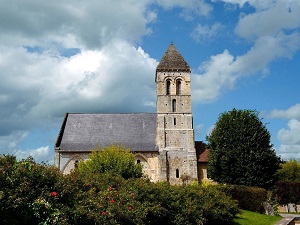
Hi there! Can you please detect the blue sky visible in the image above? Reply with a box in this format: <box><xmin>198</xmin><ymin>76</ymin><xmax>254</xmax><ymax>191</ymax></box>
<box><xmin>0</xmin><ymin>0</ymin><xmax>299</xmax><ymax>163</ymax></box>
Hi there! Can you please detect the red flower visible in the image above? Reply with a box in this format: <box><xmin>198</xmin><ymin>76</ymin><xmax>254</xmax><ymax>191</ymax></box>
<box><xmin>128</xmin><ymin>206</ymin><xmax>133</xmax><ymax>211</ymax></box>
<box><xmin>51</xmin><ymin>191</ymin><xmax>57</xmax><ymax>197</ymax></box>
<box><xmin>110</xmin><ymin>199</ymin><xmax>115</xmax><ymax>203</ymax></box>
<box><xmin>109</xmin><ymin>187</ymin><xmax>113</xmax><ymax>191</ymax></box>
<box><xmin>102</xmin><ymin>211</ymin><xmax>107</xmax><ymax>215</ymax></box>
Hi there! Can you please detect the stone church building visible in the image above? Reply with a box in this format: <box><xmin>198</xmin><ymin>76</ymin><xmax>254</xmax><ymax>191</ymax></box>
<box><xmin>54</xmin><ymin>43</ymin><xmax>208</xmax><ymax>185</ymax></box>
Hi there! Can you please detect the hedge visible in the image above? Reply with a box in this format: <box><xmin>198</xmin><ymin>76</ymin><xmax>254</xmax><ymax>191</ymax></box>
<box><xmin>219</xmin><ymin>184</ymin><xmax>267</xmax><ymax>213</ymax></box>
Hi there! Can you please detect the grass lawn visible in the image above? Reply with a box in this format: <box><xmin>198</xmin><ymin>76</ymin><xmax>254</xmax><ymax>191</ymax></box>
<box><xmin>233</xmin><ymin>210</ymin><xmax>282</xmax><ymax>225</ymax></box>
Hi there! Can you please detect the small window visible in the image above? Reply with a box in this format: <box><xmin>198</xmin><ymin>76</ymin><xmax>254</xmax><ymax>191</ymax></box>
<box><xmin>174</xmin><ymin>118</ymin><xmax>176</xmax><ymax>125</ymax></box>
<box><xmin>74</xmin><ymin>160</ymin><xmax>79</xmax><ymax>169</ymax></box>
<box><xmin>176</xmin><ymin>169</ymin><xmax>179</xmax><ymax>178</ymax></box>
<box><xmin>137</xmin><ymin>159</ymin><xmax>141</xmax><ymax>164</ymax></box>
<box><xmin>166</xmin><ymin>80</ymin><xmax>171</xmax><ymax>95</ymax></box>
<box><xmin>172</xmin><ymin>99</ymin><xmax>176</xmax><ymax>112</ymax></box>
<box><xmin>176</xmin><ymin>80</ymin><xmax>181</xmax><ymax>95</ymax></box>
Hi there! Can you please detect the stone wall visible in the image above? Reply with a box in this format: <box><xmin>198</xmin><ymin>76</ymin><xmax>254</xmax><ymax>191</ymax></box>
<box><xmin>55</xmin><ymin>151</ymin><xmax>90</xmax><ymax>174</ymax></box>
<box><xmin>135</xmin><ymin>152</ymin><xmax>159</xmax><ymax>182</ymax></box>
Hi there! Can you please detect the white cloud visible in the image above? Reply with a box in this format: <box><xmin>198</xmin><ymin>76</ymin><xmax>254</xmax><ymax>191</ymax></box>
<box><xmin>0</xmin><ymin>131</ymin><xmax>29</xmax><ymax>152</ymax></box>
<box><xmin>278</xmin><ymin>119</ymin><xmax>300</xmax><ymax>145</ymax></box>
<box><xmin>191</xmin><ymin>0</ymin><xmax>300</xmax><ymax>102</ymax></box>
<box><xmin>0</xmin><ymin>39</ymin><xmax>157</xmax><ymax>157</ymax></box>
<box><xmin>14</xmin><ymin>146</ymin><xmax>52</xmax><ymax>163</ymax></box>
<box><xmin>0</xmin><ymin>0</ymin><xmax>153</xmax><ymax>49</ymax></box>
<box><xmin>276</xmin><ymin>144</ymin><xmax>300</xmax><ymax>161</ymax></box>
<box><xmin>155</xmin><ymin>0</ymin><xmax>212</xmax><ymax>17</ymax></box>
<box><xmin>219</xmin><ymin>0</ymin><xmax>296</xmax><ymax>10</ymax></box>
<box><xmin>269</xmin><ymin>104</ymin><xmax>300</xmax><ymax>120</ymax></box>
<box><xmin>266</xmin><ymin>104</ymin><xmax>300</xmax><ymax>160</ymax></box>
<box><xmin>191</xmin><ymin>22</ymin><xmax>223</xmax><ymax>42</ymax></box>
<box><xmin>235</xmin><ymin>1</ymin><xmax>300</xmax><ymax>40</ymax></box>
<box><xmin>192</xmin><ymin>50</ymin><xmax>236</xmax><ymax>102</ymax></box>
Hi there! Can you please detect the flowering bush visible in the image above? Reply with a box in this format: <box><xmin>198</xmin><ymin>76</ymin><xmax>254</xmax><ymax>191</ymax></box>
<box><xmin>0</xmin><ymin>154</ymin><xmax>239</xmax><ymax>225</ymax></box>
<box><xmin>0</xmin><ymin>155</ymin><xmax>69</xmax><ymax>224</ymax></box>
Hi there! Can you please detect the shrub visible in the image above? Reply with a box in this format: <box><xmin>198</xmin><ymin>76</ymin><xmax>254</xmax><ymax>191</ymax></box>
<box><xmin>219</xmin><ymin>184</ymin><xmax>267</xmax><ymax>213</ymax></box>
<box><xmin>127</xmin><ymin>180</ymin><xmax>238</xmax><ymax>225</ymax></box>
<box><xmin>0</xmin><ymin>154</ymin><xmax>239</xmax><ymax>225</ymax></box>
<box><xmin>0</xmin><ymin>155</ymin><xmax>68</xmax><ymax>225</ymax></box>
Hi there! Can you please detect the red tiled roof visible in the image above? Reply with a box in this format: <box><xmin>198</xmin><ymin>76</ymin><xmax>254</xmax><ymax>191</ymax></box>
<box><xmin>199</xmin><ymin>148</ymin><xmax>209</xmax><ymax>162</ymax></box>
<box><xmin>195</xmin><ymin>141</ymin><xmax>209</xmax><ymax>163</ymax></box>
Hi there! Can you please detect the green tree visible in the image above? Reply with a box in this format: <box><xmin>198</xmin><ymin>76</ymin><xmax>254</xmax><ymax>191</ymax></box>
<box><xmin>77</xmin><ymin>144</ymin><xmax>143</xmax><ymax>179</ymax></box>
<box><xmin>207</xmin><ymin>109</ymin><xmax>281</xmax><ymax>188</ymax></box>
<box><xmin>277</xmin><ymin>160</ymin><xmax>300</xmax><ymax>182</ymax></box>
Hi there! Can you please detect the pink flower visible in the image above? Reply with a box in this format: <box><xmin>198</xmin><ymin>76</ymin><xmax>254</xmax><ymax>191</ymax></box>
<box><xmin>110</xmin><ymin>199</ymin><xmax>115</xmax><ymax>203</ymax></box>
<box><xmin>128</xmin><ymin>206</ymin><xmax>133</xmax><ymax>211</ymax></box>
<box><xmin>109</xmin><ymin>187</ymin><xmax>113</xmax><ymax>191</ymax></box>
<box><xmin>51</xmin><ymin>191</ymin><xmax>57</xmax><ymax>197</ymax></box>
<box><xmin>102</xmin><ymin>211</ymin><xmax>107</xmax><ymax>215</ymax></box>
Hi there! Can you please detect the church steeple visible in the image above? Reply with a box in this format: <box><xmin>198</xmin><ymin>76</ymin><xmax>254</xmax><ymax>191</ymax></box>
<box><xmin>156</xmin><ymin>43</ymin><xmax>190</xmax><ymax>72</ymax></box>
<box><xmin>155</xmin><ymin>43</ymin><xmax>198</xmax><ymax>185</ymax></box>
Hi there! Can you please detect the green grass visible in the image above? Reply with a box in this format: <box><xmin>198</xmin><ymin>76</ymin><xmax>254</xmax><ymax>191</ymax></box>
<box><xmin>233</xmin><ymin>210</ymin><xmax>282</xmax><ymax>225</ymax></box>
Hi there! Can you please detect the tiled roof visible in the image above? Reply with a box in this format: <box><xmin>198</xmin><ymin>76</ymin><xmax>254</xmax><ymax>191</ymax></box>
<box><xmin>55</xmin><ymin>113</ymin><xmax>158</xmax><ymax>152</ymax></box>
<box><xmin>199</xmin><ymin>149</ymin><xmax>209</xmax><ymax>162</ymax></box>
<box><xmin>156</xmin><ymin>43</ymin><xmax>190</xmax><ymax>72</ymax></box>
<box><xmin>195</xmin><ymin>141</ymin><xmax>209</xmax><ymax>162</ymax></box>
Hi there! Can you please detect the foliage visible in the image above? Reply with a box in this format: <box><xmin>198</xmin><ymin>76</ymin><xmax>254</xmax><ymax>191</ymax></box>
<box><xmin>276</xmin><ymin>160</ymin><xmax>300</xmax><ymax>182</ymax></box>
<box><xmin>0</xmin><ymin>155</ymin><xmax>69</xmax><ymax>225</ymax></box>
<box><xmin>77</xmin><ymin>144</ymin><xmax>143</xmax><ymax>179</ymax></box>
<box><xmin>275</xmin><ymin>181</ymin><xmax>300</xmax><ymax>206</ymax></box>
<box><xmin>220</xmin><ymin>185</ymin><xmax>267</xmax><ymax>213</ymax></box>
<box><xmin>206</xmin><ymin>109</ymin><xmax>281</xmax><ymax>188</ymax></box>
<box><xmin>233</xmin><ymin>210</ymin><xmax>282</xmax><ymax>225</ymax></box>
<box><xmin>125</xmin><ymin>179</ymin><xmax>238</xmax><ymax>225</ymax></box>
<box><xmin>0</xmin><ymin>154</ymin><xmax>239</xmax><ymax>225</ymax></box>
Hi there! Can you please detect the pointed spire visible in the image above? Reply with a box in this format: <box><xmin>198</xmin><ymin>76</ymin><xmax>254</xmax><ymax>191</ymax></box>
<box><xmin>156</xmin><ymin>43</ymin><xmax>190</xmax><ymax>72</ymax></box>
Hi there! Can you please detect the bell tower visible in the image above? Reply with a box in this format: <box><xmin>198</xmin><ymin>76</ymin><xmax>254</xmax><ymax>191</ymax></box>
<box><xmin>156</xmin><ymin>43</ymin><xmax>198</xmax><ymax>184</ymax></box>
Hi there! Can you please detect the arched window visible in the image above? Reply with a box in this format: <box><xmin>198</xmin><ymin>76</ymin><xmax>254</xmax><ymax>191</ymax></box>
<box><xmin>172</xmin><ymin>99</ymin><xmax>176</xmax><ymax>112</ymax></box>
<box><xmin>137</xmin><ymin>159</ymin><xmax>141</xmax><ymax>164</ymax></box>
<box><xmin>176</xmin><ymin>80</ymin><xmax>181</xmax><ymax>95</ymax></box>
<box><xmin>166</xmin><ymin>80</ymin><xmax>171</xmax><ymax>95</ymax></box>
<box><xmin>176</xmin><ymin>169</ymin><xmax>180</xmax><ymax>178</ymax></box>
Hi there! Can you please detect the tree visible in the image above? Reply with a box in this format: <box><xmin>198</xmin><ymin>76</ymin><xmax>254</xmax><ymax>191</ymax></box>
<box><xmin>277</xmin><ymin>160</ymin><xmax>300</xmax><ymax>182</ymax></box>
<box><xmin>207</xmin><ymin>109</ymin><xmax>281</xmax><ymax>188</ymax></box>
<box><xmin>77</xmin><ymin>144</ymin><xmax>143</xmax><ymax>179</ymax></box>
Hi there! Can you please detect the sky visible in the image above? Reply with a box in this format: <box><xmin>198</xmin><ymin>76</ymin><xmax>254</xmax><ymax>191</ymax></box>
<box><xmin>0</xmin><ymin>0</ymin><xmax>300</xmax><ymax>164</ymax></box>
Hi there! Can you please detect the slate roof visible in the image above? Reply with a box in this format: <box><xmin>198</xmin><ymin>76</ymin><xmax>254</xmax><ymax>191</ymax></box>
<box><xmin>156</xmin><ymin>43</ymin><xmax>190</xmax><ymax>72</ymax></box>
<box><xmin>55</xmin><ymin>113</ymin><xmax>158</xmax><ymax>152</ymax></box>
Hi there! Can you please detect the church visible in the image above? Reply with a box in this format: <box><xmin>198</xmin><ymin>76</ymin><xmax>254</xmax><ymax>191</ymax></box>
<box><xmin>54</xmin><ymin>43</ymin><xmax>208</xmax><ymax>185</ymax></box>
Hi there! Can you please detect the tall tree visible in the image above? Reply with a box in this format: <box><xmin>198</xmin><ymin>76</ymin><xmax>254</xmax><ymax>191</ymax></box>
<box><xmin>207</xmin><ymin>109</ymin><xmax>281</xmax><ymax>188</ymax></box>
